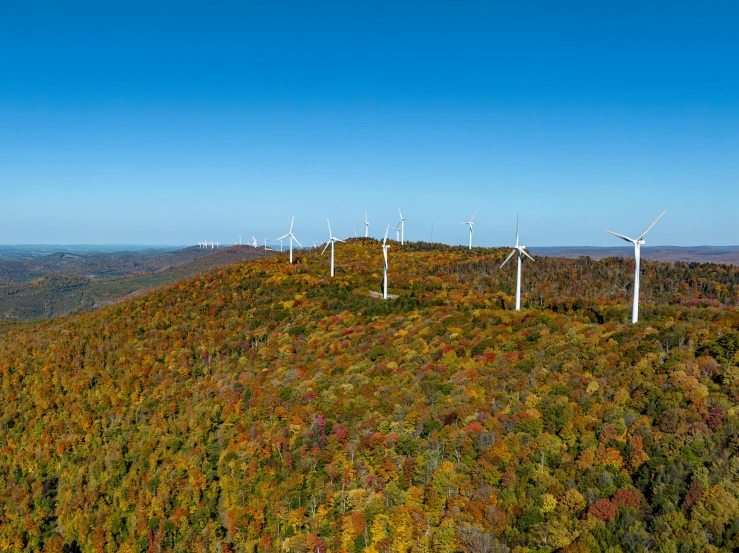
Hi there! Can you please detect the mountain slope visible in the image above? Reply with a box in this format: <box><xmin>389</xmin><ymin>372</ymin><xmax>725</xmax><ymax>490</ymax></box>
<box><xmin>0</xmin><ymin>246</ymin><xmax>277</xmax><ymax>321</ymax></box>
<box><xmin>0</xmin><ymin>246</ymin><xmax>220</xmax><ymax>282</ymax></box>
<box><xmin>1</xmin><ymin>241</ymin><xmax>739</xmax><ymax>552</ymax></box>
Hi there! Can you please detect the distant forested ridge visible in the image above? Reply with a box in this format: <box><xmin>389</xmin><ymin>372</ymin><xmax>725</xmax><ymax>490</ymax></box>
<box><xmin>1</xmin><ymin>241</ymin><xmax>739</xmax><ymax>552</ymax></box>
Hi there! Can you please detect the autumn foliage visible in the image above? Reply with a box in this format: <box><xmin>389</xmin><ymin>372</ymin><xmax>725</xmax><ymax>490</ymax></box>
<box><xmin>0</xmin><ymin>241</ymin><xmax>739</xmax><ymax>552</ymax></box>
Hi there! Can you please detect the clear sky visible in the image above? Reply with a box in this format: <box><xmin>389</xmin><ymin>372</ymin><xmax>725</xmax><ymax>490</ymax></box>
<box><xmin>1</xmin><ymin>1</ymin><xmax>738</xmax><ymax>246</ymax></box>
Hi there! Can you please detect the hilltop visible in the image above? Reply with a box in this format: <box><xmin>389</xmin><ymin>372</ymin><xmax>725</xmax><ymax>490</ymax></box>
<box><xmin>1</xmin><ymin>240</ymin><xmax>739</xmax><ymax>552</ymax></box>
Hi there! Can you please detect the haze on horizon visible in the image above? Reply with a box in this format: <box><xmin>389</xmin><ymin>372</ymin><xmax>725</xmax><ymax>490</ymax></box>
<box><xmin>1</xmin><ymin>1</ymin><xmax>738</xmax><ymax>247</ymax></box>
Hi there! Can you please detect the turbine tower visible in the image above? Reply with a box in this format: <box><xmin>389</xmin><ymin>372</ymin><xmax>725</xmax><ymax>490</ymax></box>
<box><xmin>364</xmin><ymin>212</ymin><xmax>370</xmax><ymax>238</ymax></box>
<box><xmin>398</xmin><ymin>208</ymin><xmax>407</xmax><ymax>245</ymax></box>
<box><xmin>321</xmin><ymin>219</ymin><xmax>345</xmax><ymax>277</ymax></box>
<box><xmin>461</xmin><ymin>210</ymin><xmax>477</xmax><ymax>250</ymax></box>
<box><xmin>603</xmin><ymin>210</ymin><xmax>667</xmax><ymax>324</ymax></box>
<box><xmin>277</xmin><ymin>216</ymin><xmax>302</xmax><ymax>263</ymax></box>
<box><xmin>500</xmin><ymin>215</ymin><xmax>535</xmax><ymax>311</ymax></box>
<box><xmin>252</xmin><ymin>236</ymin><xmax>258</xmax><ymax>248</ymax></box>
<box><xmin>382</xmin><ymin>223</ymin><xmax>391</xmax><ymax>299</ymax></box>
<box><xmin>238</xmin><ymin>234</ymin><xmax>242</xmax><ymax>246</ymax></box>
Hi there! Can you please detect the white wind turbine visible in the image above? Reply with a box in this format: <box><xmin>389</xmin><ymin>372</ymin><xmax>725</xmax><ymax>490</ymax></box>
<box><xmin>394</xmin><ymin>222</ymin><xmax>401</xmax><ymax>242</ymax></box>
<box><xmin>603</xmin><ymin>209</ymin><xmax>667</xmax><ymax>324</ymax></box>
<box><xmin>238</xmin><ymin>234</ymin><xmax>242</xmax><ymax>245</ymax></box>
<box><xmin>252</xmin><ymin>236</ymin><xmax>258</xmax><ymax>248</ymax></box>
<box><xmin>277</xmin><ymin>216</ymin><xmax>302</xmax><ymax>263</ymax></box>
<box><xmin>364</xmin><ymin>212</ymin><xmax>370</xmax><ymax>238</ymax></box>
<box><xmin>461</xmin><ymin>210</ymin><xmax>477</xmax><ymax>250</ymax></box>
<box><xmin>398</xmin><ymin>208</ymin><xmax>407</xmax><ymax>245</ymax></box>
<box><xmin>500</xmin><ymin>215</ymin><xmax>535</xmax><ymax>311</ymax></box>
<box><xmin>264</xmin><ymin>238</ymin><xmax>269</xmax><ymax>251</ymax></box>
<box><xmin>382</xmin><ymin>223</ymin><xmax>391</xmax><ymax>299</ymax></box>
<box><xmin>321</xmin><ymin>219</ymin><xmax>345</xmax><ymax>277</ymax></box>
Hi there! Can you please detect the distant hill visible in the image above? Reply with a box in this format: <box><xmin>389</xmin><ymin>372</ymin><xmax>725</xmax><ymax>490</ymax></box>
<box><xmin>0</xmin><ymin>246</ymin><xmax>277</xmax><ymax>321</ymax></box>
<box><xmin>0</xmin><ymin>245</ymin><xmax>224</xmax><ymax>282</ymax></box>
<box><xmin>531</xmin><ymin>245</ymin><xmax>739</xmax><ymax>265</ymax></box>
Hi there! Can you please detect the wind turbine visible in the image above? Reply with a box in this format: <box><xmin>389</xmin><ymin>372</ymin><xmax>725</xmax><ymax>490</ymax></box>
<box><xmin>321</xmin><ymin>219</ymin><xmax>345</xmax><ymax>277</ymax></box>
<box><xmin>398</xmin><ymin>208</ymin><xmax>407</xmax><ymax>245</ymax></box>
<box><xmin>277</xmin><ymin>216</ymin><xmax>302</xmax><ymax>263</ymax></box>
<box><xmin>603</xmin><ymin>210</ymin><xmax>667</xmax><ymax>324</ymax></box>
<box><xmin>382</xmin><ymin>223</ymin><xmax>391</xmax><ymax>299</ymax></box>
<box><xmin>238</xmin><ymin>235</ymin><xmax>242</xmax><ymax>246</ymax></box>
<box><xmin>394</xmin><ymin>223</ymin><xmax>401</xmax><ymax>242</ymax></box>
<box><xmin>264</xmin><ymin>238</ymin><xmax>268</xmax><ymax>251</ymax></box>
<box><xmin>461</xmin><ymin>210</ymin><xmax>477</xmax><ymax>250</ymax></box>
<box><xmin>364</xmin><ymin>212</ymin><xmax>370</xmax><ymax>238</ymax></box>
<box><xmin>252</xmin><ymin>236</ymin><xmax>258</xmax><ymax>248</ymax></box>
<box><xmin>500</xmin><ymin>215</ymin><xmax>535</xmax><ymax>311</ymax></box>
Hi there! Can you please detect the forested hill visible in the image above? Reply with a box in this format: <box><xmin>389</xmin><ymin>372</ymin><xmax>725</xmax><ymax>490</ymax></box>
<box><xmin>2</xmin><ymin>240</ymin><xmax>739</xmax><ymax>552</ymax></box>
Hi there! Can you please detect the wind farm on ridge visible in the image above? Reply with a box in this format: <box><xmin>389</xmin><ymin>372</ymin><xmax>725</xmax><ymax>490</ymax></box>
<box><xmin>225</xmin><ymin>207</ymin><xmax>668</xmax><ymax>325</ymax></box>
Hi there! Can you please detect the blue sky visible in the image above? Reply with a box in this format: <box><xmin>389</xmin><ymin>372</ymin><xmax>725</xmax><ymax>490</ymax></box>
<box><xmin>1</xmin><ymin>1</ymin><xmax>738</xmax><ymax>246</ymax></box>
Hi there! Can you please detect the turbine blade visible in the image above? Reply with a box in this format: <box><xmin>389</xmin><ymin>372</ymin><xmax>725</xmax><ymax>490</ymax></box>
<box><xmin>603</xmin><ymin>229</ymin><xmax>635</xmax><ymax>243</ymax></box>
<box><xmin>335</xmin><ymin>238</ymin><xmax>346</xmax><ymax>242</ymax></box>
<box><xmin>290</xmin><ymin>215</ymin><xmax>294</xmax><ymax>232</ymax></box>
<box><xmin>516</xmin><ymin>214</ymin><xmax>519</xmax><ymax>248</ymax></box>
<box><xmin>277</xmin><ymin>233</ymin><xmax>289</xmax><ymax>240</ymax></box>
<box><xmin>383</xmin><ymin>223</ymin><xmax>390</xmax><ymax>243</ymax></box>
<box><xmin>471</xmin><ymin>209</ymin><xmax>477</xmax><ymax>221</ymax></box>
<box><xmin>521</xmin><ymin>248</ymin><xmax>535</xmax><ymax>262</ymax></box>
<box><xmin>327</xmin><ymin>218</ymin><xmax>332</xmax><ymax>237</ymax></box>
<box><xmin>321</xmin><ymin>241</ymin><xmax>330</xmax><ymax>255</ymax></box>
<box><xmin>500</xmin><ymin>249</ymin><xmax>516</xmax><ymax>268</ymax></box>
<box><xmin>637</xmin><ymin>209</ymin><xmax>667</xmax><ymax>240</ymax></box>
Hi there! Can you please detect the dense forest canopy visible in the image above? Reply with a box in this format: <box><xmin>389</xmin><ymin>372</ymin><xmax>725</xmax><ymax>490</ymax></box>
<box><xmin>1</xmin><ymin>240</ymin><xmax>739</xmax><ymax>552</ymax></box>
